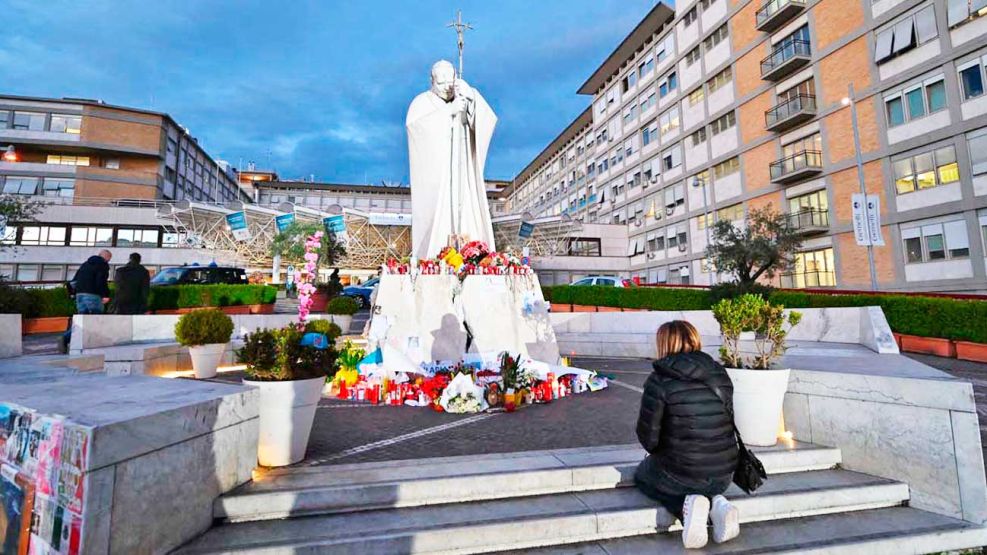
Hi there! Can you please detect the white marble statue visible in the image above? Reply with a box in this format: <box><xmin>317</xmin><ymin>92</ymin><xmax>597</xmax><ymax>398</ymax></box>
<box><xmin>406</xmin><ymin>60</ymin><xmax>497</xmax><ymax>259</ymax></box>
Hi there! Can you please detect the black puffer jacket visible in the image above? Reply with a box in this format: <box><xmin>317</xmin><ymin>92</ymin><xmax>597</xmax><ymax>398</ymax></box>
<box><xmin>636</xmin><ymin>351</ymin><xmax>738</xmax><ymax>486</ymax></box>
<box><xmin>72</xmin><ymin>255</ymin><xmax>110</xmax><ymax>297</ymax></box>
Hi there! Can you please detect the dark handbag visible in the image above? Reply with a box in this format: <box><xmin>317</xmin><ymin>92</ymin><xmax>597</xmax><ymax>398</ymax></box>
<box><xmin>705</xmin><ymin>382</ymin><xmax>767</xmax><ymax>494</ymax></box>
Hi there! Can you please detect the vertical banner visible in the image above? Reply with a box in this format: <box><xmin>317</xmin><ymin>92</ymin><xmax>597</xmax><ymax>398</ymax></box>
<box><xmin>865</xmin><ymin>194</ymin><xmax>884</xmax><ymax>246</ymax></box>
<box><xmin>851</xmin><ymin>194</ymin><xmax>871</xmax><ymax>246</ymax></box>
<box><xmin>518</xmin><ymin>221</ymin><xmax>535</xmax><ymax>240</ymax></box>
<box><xmin>225</xmin><ymin>212</ymin><xmax>251</xmax><ymax>241</ymax></box>
<box><xmin>275</xmin><ymin>213</ymin><xmax>295</xmax><ymax>234</ymax></box>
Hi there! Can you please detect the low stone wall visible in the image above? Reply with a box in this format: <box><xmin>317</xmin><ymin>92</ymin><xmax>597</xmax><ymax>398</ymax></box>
<box><xmin>69</xmin><ymin>313</ymin><xmax>353</xmax><ymax>352</ymax></box>
<box><xmin>551</xmin><ymin>306</ymin><xmax>898</xmax><ymax>358</ymax></box>
<box><xmin>0</xmin><ymin>313</ymin><xmax>22</xmax><ymax>358</ymax></box>
<box><xmin>0</xmin><ymin>362</ymin><xmax>259</xmax><ymax>553</ymax></box>
<box><xmin>784</xmin><ymin>369</ymin><xmax>987</xmax><ymax>524</ymax></box>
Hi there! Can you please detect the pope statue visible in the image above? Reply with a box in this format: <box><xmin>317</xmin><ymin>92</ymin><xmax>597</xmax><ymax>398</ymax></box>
<box><xmin>406</xmin><ymin>60</ymin><xmax>497</xmax><ymax>259</ymax></box>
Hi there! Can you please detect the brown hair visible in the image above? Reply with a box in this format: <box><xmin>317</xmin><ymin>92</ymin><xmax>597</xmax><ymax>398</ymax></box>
<box><xmin>656</xmin><ymin>320</ymin><xmax>702</xmax><ymax>359</ymax></box>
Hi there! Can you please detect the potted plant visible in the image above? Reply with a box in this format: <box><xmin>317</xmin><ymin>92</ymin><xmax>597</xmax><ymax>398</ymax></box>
<box><xmin>712</xmin><ymin>294</ymin><xmax>801</xmax><ymax>447</ymax></box>
<box><xmin>237</xmin><ymin>323</ymin><xmax>339</xmax><ymax>466</ymax></box>
<box><xmin>174</xmin><ymin>308</ymin><xmax>234</xmax><ymax>379</ymax></box>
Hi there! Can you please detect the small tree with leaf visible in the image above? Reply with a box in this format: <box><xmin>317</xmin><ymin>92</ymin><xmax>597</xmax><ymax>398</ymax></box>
<box><xmin>271</xmin><ymin>221</ymin><xmax>346</xmax><ymax>283</ymax></box>
<box><xmin>0</xmin><ymin>194</ymin><xmax>45</xmax><ymax>253</ymax></box>
<box><xmin>705</xmin><ymin>205</ymin><xmax>803</xmax><ymax>294</ymax></box>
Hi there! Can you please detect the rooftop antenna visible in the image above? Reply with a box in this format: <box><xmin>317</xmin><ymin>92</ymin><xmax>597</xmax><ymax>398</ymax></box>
<box><xmin>447</xmin><ymin>10</ymin><xmax>473</xmax><ymax>77</ymax></box>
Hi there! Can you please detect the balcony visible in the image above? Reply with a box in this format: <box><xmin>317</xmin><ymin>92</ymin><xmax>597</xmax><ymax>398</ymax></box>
<box><xmin>770</xmin><ymin>150</ymin><xmax>822</xmax><ymax>184</ymax></box>
<box><xmin>755</xmin><ymin>0</ymin><xmax>807</xmax><ymax>33</ymax></box>
<box><xmin>786</xmin><ymin>208</ymin><xmax>829</xmax><ymax>235</ymax></box>
<box><xmin>765</xmin><ymin>94</ymin><xmax>817</xmax><ymax>132</ymax></box>
<box><xmin>760</xmin><ymin>39</ymin><xmax>811</xmax><ymax>81</ymax></box>
<box><xmin>779</xmin><ymin>270</ymin><xmax>836</xmax><ymax>289</ymax></box>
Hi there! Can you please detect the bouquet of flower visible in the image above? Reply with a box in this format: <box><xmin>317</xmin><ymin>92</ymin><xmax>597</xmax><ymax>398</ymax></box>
<box><xmin>439</xmin><ymin>372</ymin><xmax>488</xmax><ymax>413</ymax></box>
<box><xmin>438</xmin><ymin>246</ymin><xmax>465</xmax><ymax>270</ymax></box>
<box><xmin>500</xmin><ymin>352</ymin><xmax>520</xmax><ymax>390</ymax></box>
<box><xmin>446</xmin><ymin>393</ymin><xmax>483</xmax><ymax>413</ymax></box>
<box><xmin>460</xmin><ymin>240</ymin><xmax>491</xmax><ymax>265</ymax></box>
<box><xmin>420</xmin><ymin>374</ymin><xmax>450</xmax><ymax>403</ymax></box>
<box><xmin>419</xmin><ymin>259</ymin><xmax>440</xmax><ymax>275</ymax></box>
<box><xmin>516</xmin><ymin>368</ymin><xmax>536</xmax><ymax>391</ymax></box>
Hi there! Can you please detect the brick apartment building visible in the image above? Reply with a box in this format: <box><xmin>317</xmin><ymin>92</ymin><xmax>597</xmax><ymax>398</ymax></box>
<box><xmin>508</xmin><ymin>0</ymin><xmax>987</xmax><ymax>293</ymax></box>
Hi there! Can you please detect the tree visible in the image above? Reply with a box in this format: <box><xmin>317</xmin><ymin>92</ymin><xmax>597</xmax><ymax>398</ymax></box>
<box><xmin>704</xmin><ymin>205</ymin><xmax>803</xmax><ymax>290</ymax></box>
<box><xmin>270</xmin><ymin>221</ymin><xmax>346</xmax><ymax>282</ymax></box>
<box><xmin>0</xmin><ymin>194</ymin><xmax>45</xmax><ymax>253</ymax></box>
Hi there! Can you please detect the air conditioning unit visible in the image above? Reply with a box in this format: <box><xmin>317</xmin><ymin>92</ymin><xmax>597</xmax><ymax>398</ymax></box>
<box><xmin>647</xmin><ymin>252</ymin><xmax>656</xmax><ymax>260</ymax></box>
<box><xmin>666</xmin><ymin>206</ymin><xmax>675</xmax><ymax>216</ymax></box>
<box><xmin>635</xmin><ymin>219</ymin><xmax>643</xmax><ymax>227</ymax></box>
<box><xmin>678</xmin><ymin>243</ymin><xmax>688</xmax><ymax>253</ymax></box>
<box><xmin>610</xmin><ymin>197</ymin><xmax>617</xmax><ymax>205</ymax></box>
<box><xmin>650</xmin><ymin>176</ymin><xmax>659</xmax><ymax>184</ymax></box>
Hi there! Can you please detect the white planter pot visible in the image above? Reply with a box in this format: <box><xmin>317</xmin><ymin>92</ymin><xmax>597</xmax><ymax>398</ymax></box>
<box><xmin>188</xmin><ymin>343</ymin><xmax>226</xmax><ymax>379</ymax></box>
<box><xmin>243</xmin><ymin>376</ymin><xmax>325</xmax><ymax>467</ymax></box>
<box><xmin>725</xmin><ymin>367</ymin><xmax>790</xmax><ymax>447</ymax></box>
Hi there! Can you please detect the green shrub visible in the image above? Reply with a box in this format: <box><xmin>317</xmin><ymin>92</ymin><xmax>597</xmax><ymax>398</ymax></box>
<box><xmin>304</xmin><ymin>318</ymin><xmax>343</xmax><ymax>339</ymax></box>
<box><xmin>543</xmin><ymin>285</ymin><xmax>710</xmax><ymax>311</ymax></box>
<box><xmin>0</xmin><ymin>281</ymin><xmax>35</xmax><ymax>316</ymax></box>
<box><xmin>709</xmin><ymin>281</ymin><xmax>774</xmax><ymax>303</ymax></box>
<box><xmin>174</xmin><ymin>308</ymin><xmax>234</xmax><ymax>346</ymax></box>
<box><xmin>148</xmin><ymin>284</ymin><xmax>277</xmax><ymax>311</ymax></box>
<box><xmin>28</xmin><ymin>287</ymin><xmax>76</xmax><ymax>317</ymax></box>
<box><xmin>237</xmin><ymin>326</ymin><xmax>338</xmax><ymax>381</ymax></box>
<box><xmin>326</xmin><ymin>296</ymin><xmax>359</xmax><ymax>315</ymax></box>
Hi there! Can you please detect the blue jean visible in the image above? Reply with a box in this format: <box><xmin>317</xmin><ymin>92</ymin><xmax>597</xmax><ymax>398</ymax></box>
<box><xmin>63</xmin><ymin>293</ymin><xmax>103</xmax><ymax>348</ymax></box>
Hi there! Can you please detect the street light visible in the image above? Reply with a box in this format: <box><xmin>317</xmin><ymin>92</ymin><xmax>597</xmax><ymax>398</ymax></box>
<box><xmin>844</xmin><ymin>83</ymin><xmax>879</xmax><ymax>291</ymax></box>
<box><xmin>2</xmin><ymin>145</ymin><xmax>18</xmax><ymax>162</ymax></box>
<box><xmin>695</xmin><ymin>174</ymin><xmax>716</xmax><ymax>284</ymax></box>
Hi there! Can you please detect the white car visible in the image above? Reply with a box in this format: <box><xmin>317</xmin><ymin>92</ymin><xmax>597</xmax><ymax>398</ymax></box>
<box><xmin>569</xmin><ymin>276</ymin><xmax>635</xmax><ymax>287</ymax></box>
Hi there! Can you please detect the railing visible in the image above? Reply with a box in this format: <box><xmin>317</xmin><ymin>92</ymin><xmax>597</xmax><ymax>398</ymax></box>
<box><xmin>765</xmin><ymin>94</ymin><xmax>816</xmax><ymax>128</ymax></box>
<box><xmin>760</xmin><ymin>39</ymin><xmax>811</xmax><ymax>77</ymax></box>
<box><xmin>755</xmin><ymin>0</ymin><xmax>806</xmax><ymax>28</ymax></box>
<box><xmin>779</xmin><ymin>270</ymin><xmax>836</xmax><ymax>289</ymax></box>
<box><xmin>787</xmin><ymin>208</ymin><xmax>829</xmax><ymax>231</ymax></box>
<box><xmin>770</xmin><ymin>150</ymin><xmax>822</xmax><ymax>181</ymax></box>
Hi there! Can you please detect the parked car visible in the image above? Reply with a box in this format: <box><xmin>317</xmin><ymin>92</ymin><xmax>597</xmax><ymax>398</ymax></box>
<box><xmin>342</xmin><ymin>277</ymin><xmax>379</xmax><ymax>308</ymax></box>
<box><xmin>569</xmin><ymin>276</ymin><xmax>636</xmax><ymax>287</ymax></box>
<box><xmin>151</xmin><ymin>265</ymin><xmax>248</xmax><ymax>286</ymax></box>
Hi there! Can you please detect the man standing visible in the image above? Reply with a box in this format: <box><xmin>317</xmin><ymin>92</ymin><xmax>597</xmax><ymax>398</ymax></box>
<box><xmin>114</xmin><ymin>252</ymin><xmax>150</xmax><ymax>314</ymax></box>
<box><xmin>62</xmin><ymin>249</ymin><xmax>111</xmax><ymax>352</ymax></box>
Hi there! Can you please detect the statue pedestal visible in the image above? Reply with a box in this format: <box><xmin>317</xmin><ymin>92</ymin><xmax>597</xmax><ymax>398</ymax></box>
<box><xmin>368</xmin><ymin>274</ymin><xmax>560</xmax><ymax>365</ymax></box>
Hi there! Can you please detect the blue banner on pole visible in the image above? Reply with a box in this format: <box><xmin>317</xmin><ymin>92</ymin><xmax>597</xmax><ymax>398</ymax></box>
<box><xmin>323</xmin><ymin>215</ymin><xmax>345</xmax><ymax>234</ymax></box>
<box><xmin>275</xmin><ymin>213</ymin><xmax>295</xmax><ymax>233</ymax></box>
<box><xmin>225</xmin><ymin>211</ymin><xmax>250</xmax><ymax>241</ymax></box>
<box><xmin>518</xmin><ymin>221</ymin><xmax>535</xmax><ymax>239</ymax></box>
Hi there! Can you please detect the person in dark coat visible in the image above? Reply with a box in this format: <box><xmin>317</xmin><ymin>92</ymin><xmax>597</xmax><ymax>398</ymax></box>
<box><xmin>114</xmin><ymin>252</ymin><xmax>150</xmax><ymax>314</ymax></box>
<box><xmin>634</xmin><ymin>320</ymin><xmax>740</xmax><ymax>549</ymax></box>
<box><xmin>61</xmin><ymin>249</ymin><xmax>112</xmax><ymax>352</ymax></box>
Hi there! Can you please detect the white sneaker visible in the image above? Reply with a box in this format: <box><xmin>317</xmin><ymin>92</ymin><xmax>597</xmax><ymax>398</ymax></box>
<box><xmin>681</xmin><ymin>494</ymin><xmax>710</xmax><ymax>549</ymax></box>
<box><xmin>711</xmin><ymin>495</ymin><xmax>740</xmax><ymax>543</ymax></box>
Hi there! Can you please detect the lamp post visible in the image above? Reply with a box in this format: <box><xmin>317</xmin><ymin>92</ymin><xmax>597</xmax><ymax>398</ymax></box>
<box><xmin>696</xmin><ymin>174</ymin><xmax>716</xmax><ymax>284</ymax></box>
<box><xmin>842</xmin><ymin>83</ymin><xmax>878</xmax><ymax>291</ymax></box>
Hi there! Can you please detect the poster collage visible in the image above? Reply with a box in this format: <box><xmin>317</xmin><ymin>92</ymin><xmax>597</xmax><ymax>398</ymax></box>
<box><xmin>0</xmin><ymin>403</ymin><xmax>90</xmax><ymax>555</ymax></box>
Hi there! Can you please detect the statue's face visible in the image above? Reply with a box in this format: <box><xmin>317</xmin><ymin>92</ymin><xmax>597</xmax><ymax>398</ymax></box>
<box><xmin>431</xmin><ymin>63</ymin><xmax>456</xmax><ymax>101</ymax></box>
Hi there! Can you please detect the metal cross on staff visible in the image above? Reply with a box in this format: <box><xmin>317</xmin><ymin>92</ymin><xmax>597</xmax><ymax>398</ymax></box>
<box><xmin>447</xmin><ymin>10</ymin><xmax>473</xmax><ymax>77</ymax></box>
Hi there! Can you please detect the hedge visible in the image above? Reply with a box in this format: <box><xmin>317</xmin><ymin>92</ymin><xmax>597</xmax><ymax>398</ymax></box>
<box><xmin>5</xmin><ymin>284</ymin><xmax>278</xmax><ymax>318</ymax></box>
<box><xmin>542</xmin><ymin>285</ymin><xmax>987</xmax><ymax>344</ymax></box>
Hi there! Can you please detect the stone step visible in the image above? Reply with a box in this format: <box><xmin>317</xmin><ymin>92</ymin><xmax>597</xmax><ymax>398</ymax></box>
<box><xmin>178</xmin><ymin>468</ymin><xmax>907</xmax><ymax>554</ymax></box>
<box><xmin>495</xmin><ymin>506</ymin><xmax>987</xmax><ymax>554</ymax></box>
<box><xmin>215</xmin><ymin>442</ymin><xmax>841</xmax><ymax>523</ymax></box>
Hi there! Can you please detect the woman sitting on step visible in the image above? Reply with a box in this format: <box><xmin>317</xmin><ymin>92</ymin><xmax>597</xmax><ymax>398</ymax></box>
<box><xmin>634</xmin><ymin>320</ymin><xmax>741</xmax><ymax>549</ymax></box>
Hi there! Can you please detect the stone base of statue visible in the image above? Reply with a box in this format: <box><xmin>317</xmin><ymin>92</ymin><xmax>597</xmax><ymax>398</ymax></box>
<box><xmin>366</xmin><ymin>273</ymin><xmax>560</xmax><ymax>366</ymax></box>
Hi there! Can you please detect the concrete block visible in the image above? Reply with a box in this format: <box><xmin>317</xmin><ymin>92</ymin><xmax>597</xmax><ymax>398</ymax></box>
<box><xmin>0</xmin><ymin>314</ymin><xmax>22</xmax><ymax>358</ymax></box>
<box><xmin>951</xmin><ymin>410</ymin><xmax>987</xmax><ymax>524</ymax></box>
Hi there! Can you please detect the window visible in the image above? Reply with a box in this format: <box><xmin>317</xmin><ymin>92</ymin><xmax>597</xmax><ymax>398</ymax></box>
<box><xmin>19</xmin><ymin>226</ymin><xmax>66</xmax><ymax>246</ymax></box>
<box><xmin>786</xmin><ymin>248</ymin><xmax>836</xmax><ymax>287</ymax></box>
<box><xmin>659</xmin><ymin>72</ymin><xmax>678</xmax><ymax>98</ymax></box>
<box><xmin>661</xmin><ymin>145</ymin><xmax>682</xmax><ymax>170</ymax></box>
<box><xmin>12</xmin><ymin>112</ymin><xmax>45</xmax><ymax>131</ymax></box>
<box><xmin>884</xmin><ymin>75</ymin><xmax>947</xmax><ymax>127</ymax></box>
<box><xmin>659</xmin><ymin>107</ymin><xmax>680</xmax><ymax>136</ymax></box>
<box><xmin>656</xmin><ymin>34</ymin><xmax>675</xmax><ymax>63</ymax></box>
<box><xmin>69</xmin><ymin>227</ymin><xmax>113</xmax><ymax>247</ymax></box>
<box><xmin>690</xmin><ymin>127</ymin><xmax>707</xmax><ymax>146</ymax></box>
<box><xmin>713</xmin><ymin>156</ymin><xmax>740</xmax><ymax>178</ymax></box>
<box><xmin>0</xmin><ymin>111</ymin><xmax>9</xmax><ymax>128</ymax></box>
<box><xmin>875</xmin><ymin>6</ymin><xmax>937</xmax><ymax>63</ymax></box>
<box><xmin>789</xmin><ymin>189</ymin><xmax>829</xmax><ymax>214</ymax></box>
<box><xmin>698</xmin><ymin>203</ymin><xmax>743</xmax><ymax>229</ymax></box>
<box><xmin>969</xmin><ymin>128</ymin><xmax>987</xmax><ymax>175</ymax></box>
<box><xmin>782</xmin><ymin>132</ymin><xmax>822</xmax><ymax>158</ymax></box>
<box><xmin>683</xmin><ymin>6</ymin><xmax>698</xmax><ymax>26</ymax></box>
<box><xmin>709</xmin><ymin>111</ymin><xmax>736</xmax><ymax>135</ymax></box>
<box><xmin>948</xmin><ymin>0</ymin><xmax>987</xmax><ymax>28</ymax></box>
<box><xmin>664</xmin><ymin>183</ymin><xmax>685</xmax><ymax>208</ymax></box>
<box><xmin>686</xmin><ymin>46</ymin><xmax>702</xmax><ymax>67</ymax></box>
<box><xmin>49</xmin><ymin>114</ymin><xmax>82</xmax><ymax>134</ymax></box>
<box><xmin>116</xmin><ymin>228</ymin><xmax>159</xmax><ymax>248</ymax></box>
<box><xmin>568</xmin><ymin>238</ymin><xmax>602</xmax><ymax>257</ymax></box>
<box><xmin>1</xmin><ymin>176</ymin><xmax>39</xmax><ymax>195</ymax></box>
<box><xmin>689</xmin><ymin>87</ymin><xmax>705</xmax><ymax>106</ymax></box>
<box><xmin>16</xmin><ymin>265</ymin><xmax>39</xmax><ymax>282</ymax></box>
<box><xmin>46</xmin><ymin>155</ymin><xmax>90</xmax><ymax>166</ymax></box>
<box><xmin>959</xmin><ymin>57</ymin><xmax>987</xmax><ymax>101</ymax></box>
<box><xmin>1</xmin><ymin>225</ymin><xmax>16</xmax><ymax>245</ymax></box>
<box><xmin>707</xmin><ymin>66</ymin><xmax>732</xmax><ymax>94</ymax></box>
<box><xmin>703</xmin><ymin>25</ymin><xmax>728</xmax><ymax>51</ymax></box>
<box><xmin>104</xmin><ymin>158</ymin><xmax>120</xmax><ymax>169</ymax></box>
<box><xmin>902</xmin><ymin>220</ymin><xmax>970</xmax><ymax>263</ymax></box>
<box><xmin>42</xmin><ymin>178</ymin><xmax>75</xmax><ymax>198</ymax></box>
<box><xmin>894</xmin><ymin>146</ymin><xmax>960</xmax><ymax>194</ymax></box>
<box><xmin>641</xmin><ymin>123</ymin><xmax>657</xmax><ymax>146</ymax></box>
<box><xmin>639</xmin><ymin>57</ymin><xmax>655</xmax><ymax>79</ymax></box>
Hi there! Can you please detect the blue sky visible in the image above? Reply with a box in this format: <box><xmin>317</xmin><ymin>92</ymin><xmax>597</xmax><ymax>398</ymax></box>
<box><xmin>2</xmin><ymin>1</ymin><xmax>663</xmax><ymax>184</ymax></box>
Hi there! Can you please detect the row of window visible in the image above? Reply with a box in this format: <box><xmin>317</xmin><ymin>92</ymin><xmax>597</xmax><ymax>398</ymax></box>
<box><xmin>1</xmin><ymin>176</ymin><xmax>75</xmax><ymax>197</ymax></box>
<box><xmin>0</xmin><ymin>111</ymin><xmax>82</xmax><ymax>134</ymax></box>
<box><xmin>1</xmin><ymin>224</ymin><xmax>188</xmax><ymax>249</ymax></box>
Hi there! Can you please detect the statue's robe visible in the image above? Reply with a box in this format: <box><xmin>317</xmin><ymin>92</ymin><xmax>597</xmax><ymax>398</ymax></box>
<box><xmin>406</xmin><ymin>80</ymin><xmax>497</xmax><ymax>259</ymax></box>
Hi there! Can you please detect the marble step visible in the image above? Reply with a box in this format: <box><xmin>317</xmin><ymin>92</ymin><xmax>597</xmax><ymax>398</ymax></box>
<box><xmin>179</xmin><ymin>468</ymin><xmax>903</xmax><ymax>554</ymax></box>
<box><xmin>216</xmin><ymin>442</ymin><xmax>841</xmax><ymax>522</ymax></box>
<box><xmin>495</xmin><ymin>506</ymin><xmax>987</xmax><ymax>554</ymax></box>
